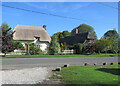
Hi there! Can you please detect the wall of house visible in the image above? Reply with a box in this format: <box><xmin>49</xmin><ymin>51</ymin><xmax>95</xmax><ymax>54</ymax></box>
<box><xmin>35</xmin><ymin>41</ymin><xmax>49</xmax><ymax>51</ymax></box>
<box><xmin>19</xmin><ymin>41</ymin><xmax>49</xmax><ymax>52</ymax></box>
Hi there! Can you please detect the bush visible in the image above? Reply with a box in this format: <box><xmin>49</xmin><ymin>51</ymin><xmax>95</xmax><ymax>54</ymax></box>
<box><xmin>74</xmin><ymin>43</ymin><xmax>84</xmax><ymax>54</ymax></box>
<box><xmin>49</xmin><ymin>36</ymin><xmax>61</xmax><ymax>55</ymax></box>
<box><xmin>110</xmin><ymin>41</ymin><xmax>119</xmax><ymax>54</ymax></box>
<box><xmin>12</xmin><ymin>40</ymin><xmax>24</xmax><ymax>49</ymax></box>
<box><xmin>29</xmin><ymin>43</ymin><xmax>43</xmax><ymax>55</ymax></box>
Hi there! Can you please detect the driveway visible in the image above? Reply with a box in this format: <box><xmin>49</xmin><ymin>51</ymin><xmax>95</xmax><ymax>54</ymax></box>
<box><xmin>1</xmin><ymin>57</ymin><xmax>119</xmax><ymax>69</ymax></box>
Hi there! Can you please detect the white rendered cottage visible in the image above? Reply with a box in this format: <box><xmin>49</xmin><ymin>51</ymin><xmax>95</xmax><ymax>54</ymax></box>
<box><xmin>13</xmin><ymin>25</ymin><xmax>51</xmax><ymax>52</ymax></box>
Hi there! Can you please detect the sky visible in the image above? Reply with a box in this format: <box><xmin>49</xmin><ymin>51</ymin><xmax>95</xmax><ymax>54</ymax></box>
<box><xmin>2</xmin><ymin>2</ymin><xmax>118</xmax><ymax>39</ymax></box>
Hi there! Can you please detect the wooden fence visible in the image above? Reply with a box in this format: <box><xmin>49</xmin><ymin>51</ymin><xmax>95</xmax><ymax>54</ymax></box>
<box><xmin>61</xmin><ymin>49</ymin><xmax>75</xmax><ymax>55</ymax></box>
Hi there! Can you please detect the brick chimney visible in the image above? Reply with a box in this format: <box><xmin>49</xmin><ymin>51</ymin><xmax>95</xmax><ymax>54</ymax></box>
<box><xmin>75</xmin><ymin>28</ymin><xmax>78</xmax><ymax>34</ymax></box>
<box><xmin>43</xmin><ymin>25</ymin><xmax>46</xmax><ymax>30</ymax></box>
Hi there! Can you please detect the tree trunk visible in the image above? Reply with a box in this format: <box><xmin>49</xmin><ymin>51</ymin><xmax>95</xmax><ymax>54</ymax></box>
<box><xmin>98</xmin><ymin>51</ymin><xmax>100</xmax><ymax>54</ymax></box>
<box><xmin>4</xmin><ymin>52</ymin><xmax>6</xmax><ymax>57</ymax></box>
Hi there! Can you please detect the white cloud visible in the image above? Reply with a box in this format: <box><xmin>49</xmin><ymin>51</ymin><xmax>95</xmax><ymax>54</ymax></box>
<box><xmin>23</xmin><ymin>2</ymin><xmax>90</xmax><ymax>13</ymax></box>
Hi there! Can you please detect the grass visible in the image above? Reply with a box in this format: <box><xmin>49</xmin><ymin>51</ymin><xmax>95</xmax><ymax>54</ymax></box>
<box><xmin>1</xmin><ymin>53</ymin><xmax>119</xmax><ymax>58</ymax></box>
<box><xmin>53</xmin><ymin>65</ymin><xmax>119</xmax><ymax>85</ymax></box>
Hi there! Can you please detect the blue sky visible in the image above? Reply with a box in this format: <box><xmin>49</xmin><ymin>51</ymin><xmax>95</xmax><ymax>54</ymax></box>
<box><xmin>2</xmin><ymin>2</ymin><xmax>118</xmax><ymax>39</ymax></box>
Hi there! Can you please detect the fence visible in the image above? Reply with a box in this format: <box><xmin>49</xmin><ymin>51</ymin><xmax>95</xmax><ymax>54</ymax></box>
<box><xmin>61</xmin><ymin>49</ymin><xmax>75</xmax><ymax>55</ymax></box>
<box><xmin>0</xmin><ymin>49</ymin><xmax>26</xmax><ymax>55</ymax></box>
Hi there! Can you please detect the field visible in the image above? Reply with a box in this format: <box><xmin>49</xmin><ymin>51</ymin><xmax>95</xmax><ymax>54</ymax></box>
<box><xmin>1</xmin><ymin>53</ymin><xmax>119</xmax><ymax>58</ymax></box>
<box><xmin>53</xmin><ymin>65</ymin><xmax>119</xmax><ymax>85</ymax></box>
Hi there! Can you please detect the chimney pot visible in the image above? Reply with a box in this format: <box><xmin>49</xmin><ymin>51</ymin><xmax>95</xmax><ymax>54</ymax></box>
<box><xmin>75</xmin><ymin>28</ymin><xmax>78</xmax><ymax>34</ymax></box>
<box><xmin>43</xmin><ymin>25</ymin><xmax>46</xmax><ymax>30</ymax></box>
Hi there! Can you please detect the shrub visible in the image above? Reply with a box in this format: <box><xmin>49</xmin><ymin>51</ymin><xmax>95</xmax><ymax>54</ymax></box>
<box><xmin>12</xmin><ymin>40</ymin><xmax>24</xmax><ymax>49</ymax></box>
<box><xmin>29</xmin><ymin>43</ymin><xmax>43</xmax><ymax>55</ymax></box>
<box><xmin>49</xmin><ymin>36</ymin><xmax>61</xmax><ymax>55</ymax></box>
<box><xmin>74</xmin><ymin>43</ymin><xmax>84</xmax><ymax>54</ymax></box>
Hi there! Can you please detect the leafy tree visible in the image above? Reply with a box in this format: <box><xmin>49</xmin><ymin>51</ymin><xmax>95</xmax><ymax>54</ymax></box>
<box><xmin>52</xmin><ymin>31</ymin><xmax>71</xmax><ymax>42</ymax></box>
<box><xmin>1</xmin><ymin>22</ymin><xmax>9</xmax><ymax>30</ymax></box>
<box><xmin>71</xmin><ymin>24</ymin><xmax>97</xmax><ymax>39</ymax></box>
<box><xmin>110</xmin><ymin>40</ymin><xmax>118</xmax><ymax>53</ymax></box>
<box><xmin>52</xmin><ymin>32</ymin><xmax>61</xmax><ymax>42</ymax></box>
<box><xmin>83</xmin><ymin>43</ymin><xmax>96</xmax><ymax>54</ymax></box>
<box><xmin>12</xmin><ymin>40</ymin><xmax>24</xmax><ymax>49</ymax></box>
<box><xmin>58</xmin><ymin>33</ymin><xmax>64</xmax><ymax>39</ymax></box>
<box><xmin>0</xmin><ymin>27</ymin><xmax>19</xmax><ymax>56</ymax></box>
<box><xmin>103</xmin><ymin>30</ymin><xmax>119</xmax><ymax>40</ymax></box>
<box><xmin>49</xmin><ymin>36</ymin><xmax>61</xmax><ymax>55</ymax></box>
<box><xmin>62</xmin><ymin>30</ymin><xmax>71</xmax><ymax>37</ymax></box>
<box><xmin>29</xmin><ymin>43</ymin><xmax>43</xmax><ymax>55</ymax></box>
<box><xmin>118</xmin><ymin>42</ymin><xmax>120</xmax><ymax>53</ymax></box>
<box><xmin>102</xmin><ymin>30</ymin><xmax>119</xmax><ymax>53</ymax></box>
<box><xmin>74</xmin><ymin>43</ymin><xmax>84</xmax><ymax>54</ymax></box>
<box><xmin>95</xmin><ymin>38</ymin><xmax>110</xmax><ymax>53</ymax></box>
<box><xmin>60</xmin><ymin>42</ymin><xmax>68</xmax><ymax>51</ymax></box>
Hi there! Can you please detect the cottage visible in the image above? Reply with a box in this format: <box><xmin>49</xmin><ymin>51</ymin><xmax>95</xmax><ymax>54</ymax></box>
<box><xmin>13</xmin><ymin>25</ymin><xmax>51</xmax><ymax>52</ymax></box>
<box><xmin>60</xmin><ymin>28</ymin><xmax>95</xmax><ymax>46</ymax></box>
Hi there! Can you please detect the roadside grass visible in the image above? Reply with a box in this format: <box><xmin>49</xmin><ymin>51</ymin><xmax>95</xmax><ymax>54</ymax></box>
<box><xmin>53</xmin><ymin>65</ymin><xmax>119</xmax><ymax>85</ymax></box>
<box><xmin>1</xmin><ymin>53</ymin><xmax>119</xmax><ymax>58</ymax></box>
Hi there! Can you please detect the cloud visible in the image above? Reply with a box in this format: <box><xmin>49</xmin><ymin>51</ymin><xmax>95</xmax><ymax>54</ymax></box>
<box><xmin>60</xmin><ymin>3</ymin><xmax>90</xmax><ymax>13</ymax></box>
<box><xmin>23</xmin><ymin>2</ymin><xmax>48</xmax><ymax>9</ymax></box>
<box><xmin>23</xmin><ymin>2</ymin><xmax>90</xmax><ymax>13</ymax></box>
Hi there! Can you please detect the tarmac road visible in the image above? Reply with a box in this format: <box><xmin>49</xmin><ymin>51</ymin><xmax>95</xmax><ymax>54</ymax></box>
<box><xmin>1</xmin><ymin>57</ymin><xmax>119</xmax><ymax>69</ymax></box>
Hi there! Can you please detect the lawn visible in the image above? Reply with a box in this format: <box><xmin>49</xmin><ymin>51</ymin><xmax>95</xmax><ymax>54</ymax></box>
<box><xmin>53</xmin><ymin>65</ymin><xmax>119</xmax><ymax>85</ymax></box>
<box><xmin>1</xmin><ymin>53</ymin><xmax>119</xmax><ymax>58</ymax></box>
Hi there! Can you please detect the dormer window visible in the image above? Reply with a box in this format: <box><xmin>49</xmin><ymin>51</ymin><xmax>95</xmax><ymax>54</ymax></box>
<box><xmin>34</xmin><ymin>35</ymin><xmax>40</xmax><ymax>41</ymax></box>
<box><xmin>35</xmin><ymin>37</ymin><xmax>40</xmax><ymax>41</ymax></box>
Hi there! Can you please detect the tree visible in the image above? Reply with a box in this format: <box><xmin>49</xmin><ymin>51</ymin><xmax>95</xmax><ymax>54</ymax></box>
<box><xmin>110</xmin><ymin>40</ymin><xmax>118</xmax><ymax>53</ymax></box>
<box><xmin>60</xmin><ymin>42</ymin><xmax>68</xmax><ymax>50</ymax></box>
<box><xmin>29</xmin><ymin>43</ymin><xmax>43</xmax><ymax>55</ymax></box>
<box><xmin>71</xmin><ymin>24</ymin><xmax>97</xmax><ymax>39</ymax></box>
<box><xmin>49</xmin><ymin>36</ymin><xmax>61</xmax><ymax>55</ymax></box>
<box><xmin>118</xmin><ymin>42</ymin><xmax>120</xmax><ymax>53</ymax></box>
<box><xmin>74</xmin><ymin>43</ymin><xmax>84</xmax><ymax>54</ymax></box>
<box><xmin>1</xmin><ymin>22</ymin><xmax>9</xmax><ymax>30</ymax></box>
<box><xmin>95</xmin><ymin>38</ymin><xmax>110</xmax><ymax>53</ymax></box>
<box><xmin>103</xmin><ymin>30</ymin><xmax>119</xmax><ymax>53</ymax></box>
<box><xmin>52</xmin><ymin>31</ymin><xmax>71</xmax><ymax>43</ymax></box>
<box><xmin>62</xmin><ymin>30</ymin><xmax>71</xmax><ymax>37</ymax></box>
<box><xmin>58</xmin><ymin>33</ymin><xmax>64</xmax><ymax>39</ymax></box>
<box><xmin>12</xmin><ymin>40</ymin><xmax>23</xmax><ymax>49</ymax></box>
<box><xmin>52</xmin><ymin>32</ymin><xmax>61</xmax><ymax>42</ymax></box>
<box><xmin>103</xmin><ymin>30</ymin><xmax>119</xmax><ymax>40</ymax></box>
<box><xmin>0</xmin><ymin>27</ymin><xmax>19</xmax><ymax>56</ymax></box>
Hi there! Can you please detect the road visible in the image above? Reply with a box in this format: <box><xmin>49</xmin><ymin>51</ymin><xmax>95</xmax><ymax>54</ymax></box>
<box><xmin>1</xmin><ymin>57</ymin><xmax>119</xmax><ymax>69</ymax></box>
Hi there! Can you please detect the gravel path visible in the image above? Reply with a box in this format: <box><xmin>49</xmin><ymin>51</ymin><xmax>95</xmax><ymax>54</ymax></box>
<box><xmin>1</xmin><ymin>67</ymin><xmax>54</xmax><ymax>84</ymax></box>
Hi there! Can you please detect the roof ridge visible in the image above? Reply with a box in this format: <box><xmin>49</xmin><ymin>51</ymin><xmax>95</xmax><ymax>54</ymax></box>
<box><xmin>16</xmin><ymin>24</ymin><xmax>43</xmax><ymax>28</ymax></box>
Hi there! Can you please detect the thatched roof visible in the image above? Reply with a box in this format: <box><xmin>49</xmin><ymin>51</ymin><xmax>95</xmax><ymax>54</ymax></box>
<box><xmin>59</xmin><ymin>32</ymin><xmax>95</xmax><ymax>45</ymax></box>
<box><xmin>13</xmin><ymin>25</ymin><xmax>51</xmax><ymax>43</ymax></box>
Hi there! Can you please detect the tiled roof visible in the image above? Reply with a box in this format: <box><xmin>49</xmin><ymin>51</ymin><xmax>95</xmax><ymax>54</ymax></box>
<box><xmin>60</xmin><ymin>32</ymin><xmax>95</xmax><ymax>45</ymax></box>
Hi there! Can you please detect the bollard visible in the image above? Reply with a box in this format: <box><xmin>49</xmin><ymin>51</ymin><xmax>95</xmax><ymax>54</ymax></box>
<box><xmin>64</xmin><ymin>64</ymin><xmax>69</xmax><ymax>67</ymax></box>
<box><xmin>56</xmin><ymin>67</ymin><xmax>61</xmax><ymax>71</ymax></box>
<box><xmin>94</xmin><ymin>63</ymin><xmax>96</xmax><ymax>65</ymax></box>
<box><xmin>84</xmin><ymin>63</ymin><xmax>88</xmax><ymax>66</ymax></box>
<box><xmin>103</xmin><ymin>63</ymin><xmax>107</xmax><ymax>65</ymax></box>
<box><xmin>110</xmin><ymin>62</ymin><xmax>114</xmax><ymax>65</ymax></box>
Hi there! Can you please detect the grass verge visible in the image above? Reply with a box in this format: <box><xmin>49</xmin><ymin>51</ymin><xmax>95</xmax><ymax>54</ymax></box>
<box><xmin>1</xmin><ymin>53</ymin><xmax>119</xmax><ymax>58</ymax></box>
<box><xmin>53</xmin><ymin>65</ymin><xmax>119</xmax><ymax>85</ymax></box>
